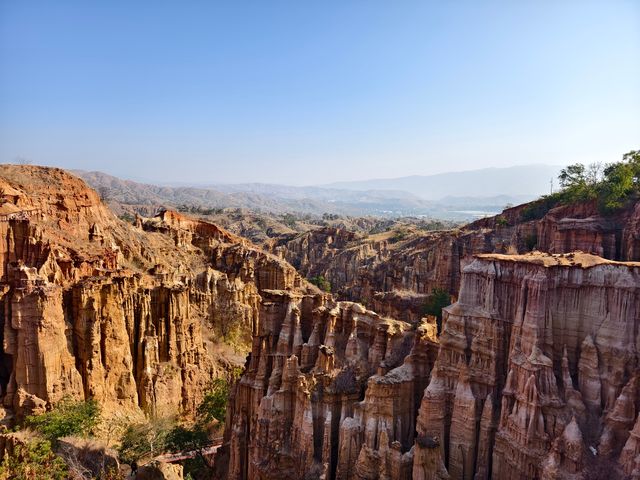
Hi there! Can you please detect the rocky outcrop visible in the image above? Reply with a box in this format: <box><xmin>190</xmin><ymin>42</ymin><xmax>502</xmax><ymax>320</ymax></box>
<box><xmin>217</xmin><ymin>289</ymin><xmax>440</xmax><ymax>480</ymax></box>
<box><xmin>136</xmin><ymin>461</ymin><xmax>184</xmax><ymax>480</ymax></box>
<box><xmin>0</xmin><ymin>165</ymin><xmax>312</xmax><ymax>419</ymax></box>
<box><xmin>414</xmin><ymin>252</ymin><xmax>640</xmax><ymax>480</ymax></box>
<box><xmin>221</xmin><ymin>251</ymin><xmax>640</xmax><ymax>479</ymax></box>
<box><xmin>270</xmin><ymin>200</ymin><xmax>640</xmax><ymax>322</ymax></box>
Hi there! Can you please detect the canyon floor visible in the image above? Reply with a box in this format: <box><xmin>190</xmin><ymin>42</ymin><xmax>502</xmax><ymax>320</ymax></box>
<box><xmin>1</xmin><ymin>165</ymin><xmax>640</xmax><ymax>480</ymax></box>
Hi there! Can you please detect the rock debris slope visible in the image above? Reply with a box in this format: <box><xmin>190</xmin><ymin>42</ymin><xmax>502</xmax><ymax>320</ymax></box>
<box><xmin>0</xmin><ymin>165</ymin><xmax>313</xmax><ymax>420</ymax></box>
<box><xmin>219</xmin><ymin>251</ymin><xmax>640</xmax><ymax>480</ymax></box>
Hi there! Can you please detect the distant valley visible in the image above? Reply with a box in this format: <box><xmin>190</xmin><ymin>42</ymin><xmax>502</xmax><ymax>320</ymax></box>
<box><xmin>75</xmin><ymin>164</ymin><xmax>560</xmax><ymax>221</ymax></box>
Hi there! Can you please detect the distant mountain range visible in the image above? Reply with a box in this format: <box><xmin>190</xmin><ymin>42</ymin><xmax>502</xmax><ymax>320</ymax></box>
<box><xmin>323</xmin><ymin>164</ymin><xmax>562</xmax><ymax>200</ymax></box>
<box><xmin>74</xmin><ymin>164</ymin><xmax>562</xmax><ymax>220</ymax></box>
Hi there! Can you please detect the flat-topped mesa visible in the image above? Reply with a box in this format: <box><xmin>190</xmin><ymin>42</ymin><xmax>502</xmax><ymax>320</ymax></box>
<box><xmin>414</xmin><ymin>251</ymin><xmax>640</xmax><ymax>480</ymax></box>
<box><xmin>216</xmin><ymin>290</ymin><xmax>440</xmax><ymax>480</ymax></box>
<box><xmin>0</xmin><ymin>165</ymin><xmax>315</xmax><ymax>420</ymax></box>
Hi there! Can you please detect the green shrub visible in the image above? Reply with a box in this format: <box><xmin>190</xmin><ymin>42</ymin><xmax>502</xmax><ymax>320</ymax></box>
<box><xmin>0</xmin><ymin>439</ymin><xmax>68</xmax><ymax>480</ymax></box>
<box><xmin>197</xmin><ymin>371</ymin><xmax>241</xmax><ymax>426</ymax></box>
<box><xmin>282</xmin><ymin>213</ymin><xmax>297</xmax><ymax>228</ymax></box>
<box><xmin>495</xmin><ymin>216</ymin><xmax>508</xmax><ymax>227</ymax></box>
<box><xmin>520</xmin><ymin>195</ymin><xmax>561</xmax><ymax>221</ymax></box>
<box><xmin>309</xmin><ymin>275</ymin><xmax>331</xmax><ymax>292</ymax></box>
<box><xmin>25</xmin><ymin>398</ymin><xmax>100</xmax><ymax>442</ymax></box>
<box><xmin>165</xmin><ymin>425</ymin><xmax>211</xmax><ymax>479</ymax></box>
<box><xmin>119</xmin><ymin>212</ymin><xmax>135</xmax><ymax>223</ymax></box>
<box><xmin>389</xmin><ymin>228</ymin><xmax>409</xmax><ymax>243</ymax></box>
<box><xmin>117</xmin><ymin>417</ymin><xmax>172</xmax><ymax>465</ymax></box>
<box><xmin>423</xmin><ymin>287</ymin><xmax>451</xmax><ymax>335</ymax></box>
<box><xmin>525</xmin><ymin>150</ymin><xmax>640</xmax><ymax>217</ymax></box>
<box><xmin>166</xmin><ymin>371</ymin><xmax>240</xmax><ymax>479</ymax></box>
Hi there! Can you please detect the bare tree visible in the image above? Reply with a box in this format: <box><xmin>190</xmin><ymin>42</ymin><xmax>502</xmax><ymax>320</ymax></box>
<box><xmin>97</xmin><ymin>186</ymin><xmax>111</xmax><ymax>202</ymax></box>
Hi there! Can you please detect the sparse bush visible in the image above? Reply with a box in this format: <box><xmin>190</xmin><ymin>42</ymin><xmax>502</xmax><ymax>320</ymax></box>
<box><xmin>25</xmin><ymin>398</ymin><xmax>100</xmax><ymax>442</ymax></box>
<box><xmin>309</xmin><ymin>275</ymin><xmax>331</xmax><ymax>292</ymax></box>
<box><xmin>0</xmin><ymin>438</ymin><xmax>68</xmax><ymax>480</ymax></box>
<box><xmin>57</xmin><ymin>436</ymin><xmax>121</xmax><ymax>480</ymax></box>
<box><xmin>117</xmin><ymin>417</ymin><xmax>172</xmax><ymax>465</ymax></box>
<box><xmin>424</xmin><ymin>288</ymin><xmax>451</xmax><ymax>335</ymax></box>
<box><xmin>495</xmin><ymin>215</ymin><xmax>508</xmax><ymax>227</ymax></box>
<box><xmin>97</xmin><ymin>186</ymin><xmax>111</xmax><ymax>202</ymax></box>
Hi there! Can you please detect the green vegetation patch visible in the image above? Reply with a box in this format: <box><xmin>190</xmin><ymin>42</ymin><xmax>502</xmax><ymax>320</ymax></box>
<box><xmin>309</xmin><ymin>275</ymin><xmax>332</xmax><ymax>292</ymax></box>
<box><xmin>25</xmin><ymin>398</ymin><xmax>100</xmax><ymax>442</ymax></box>
<box><xmin>0</xmin><ymin>438</ymin><xmax>68</xmax><ymax>480</ymax></box>
<box><xmin>521</xmin><ymin>150</ymin><xmax>640</xmax><ymax>221</ymax></box>
<box><xmin>423</xmin><ymin>287</ymin><xmax>452</xmax><ymax>335</ymax></box>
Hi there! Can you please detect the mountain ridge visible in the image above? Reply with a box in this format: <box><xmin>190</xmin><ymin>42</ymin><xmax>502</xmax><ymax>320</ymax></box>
<box><xmin>74</xmin><ymin>167</ymin><xmax>548</xmax><ymax>220</ymax></box>
<box><xmin>322</xmin><ymin>163</ymin><xmax>563</xmax><ymax>199</ymax></box>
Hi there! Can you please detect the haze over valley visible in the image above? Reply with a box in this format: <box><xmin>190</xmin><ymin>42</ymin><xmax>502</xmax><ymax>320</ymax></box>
<box><xmin>76</xmin><ymin>164</ymin><xmax>562</xmax><ymax>221</ymax></box>
<box><xmin>0</xmin><ymin>1</ymin><xmax>639</xmax><ymax>480</ymax></box>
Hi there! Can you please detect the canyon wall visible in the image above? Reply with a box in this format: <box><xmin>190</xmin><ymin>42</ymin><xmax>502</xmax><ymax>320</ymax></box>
<box><xmin>0</xmin><ymin>165</ymin><xmax>312</xmax><ymax>421</ymax></box>
<box><xmin>4</xmin><ymin>165</ymin><xmax>640</xmax><ymax>480</ymax></box>
<box><xmin>219</xmin><ymin>252</ymin><xmax>640</xmax><ymax>480</ymax></box>
<box><xmin>270</xmin><ymin>200</ymin><xmax>640</xmax><ymax>322</ymax></box>
<box><xmin>216</xmin><ymin>289</ymin><xmax>440</xmax><ymax>480</ymax></box>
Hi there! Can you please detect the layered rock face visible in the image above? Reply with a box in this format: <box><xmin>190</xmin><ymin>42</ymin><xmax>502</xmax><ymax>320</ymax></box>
<box><xmin>217</xmin><ymin>290</ymin><xmax>440</xmax><ymax>480</ymax></box>
<box><xmin>0</xmin><ymin>166</ymin><xmax>311</xmax><ymax>419</ymax></box>
<box><xmin>415</xmin><ymin>252</ymin><xmax>640</xmax><ymax>480</ymax></box>
<box><xmin>220</xmin><ymin>252</ymin><xmax>640</xmax><ymax>480</ymax></box>
<box><xmin>270</xmin><ymin>200</ymin><xmax>640</xmax><ymax>322</ymax></box>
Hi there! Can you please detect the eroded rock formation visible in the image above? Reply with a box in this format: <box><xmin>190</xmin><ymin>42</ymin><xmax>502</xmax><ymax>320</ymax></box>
<box><xmin>0</xmin><ymin>165</ymin><xmax>313</xmax><ymax>420</ymax></box>
<box><xmin>216</xmin><ymin>288</ymin><xmax>440</xmax><ymax>480</ymax></box>
<box><xmin>269</xmin><ymin>200</ymin><xmax>640</xmax><ymax>323</ymax></box>
<box><xmin>413</xmin><ymin>252</ymin><xmax>640</xmax><ymax>479</ymax></box>
<box><xmin>220</xmin><ymin>251</ymin><xmax>640</xmax><ymax>480</ymax></box>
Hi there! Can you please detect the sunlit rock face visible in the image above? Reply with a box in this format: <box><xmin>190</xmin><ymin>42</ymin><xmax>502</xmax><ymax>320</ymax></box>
<box><xmin>0</xmin><ymin>165</ymin><xmax>313</xmax><ymax>420</ymax></box>
<box><xmin>220</xmin><ymin>251</ymin><xmax>640</xmax><ymax>480</ymax></box>
<box><xmin>269</xmin><ymin>200</ymin><xmax>640</xmax><ymax>323</ymax></box>
<box><xmin>414</xmin><ymin>252</ymin><xmax>640</xmax><ymax>480</ymax></box>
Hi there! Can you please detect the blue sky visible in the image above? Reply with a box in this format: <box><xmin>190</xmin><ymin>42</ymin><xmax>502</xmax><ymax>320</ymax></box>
<box><xmin>1</xmin><ymin>1</ymin><xmax>638</xmax><ymax>185</ymax></box>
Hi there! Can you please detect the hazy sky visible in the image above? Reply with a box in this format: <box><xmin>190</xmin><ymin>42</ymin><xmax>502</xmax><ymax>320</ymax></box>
<box><xmin>1</xmin><ymin>1</ymin><xmax>638</xmax><ymax>185</ymax></box>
